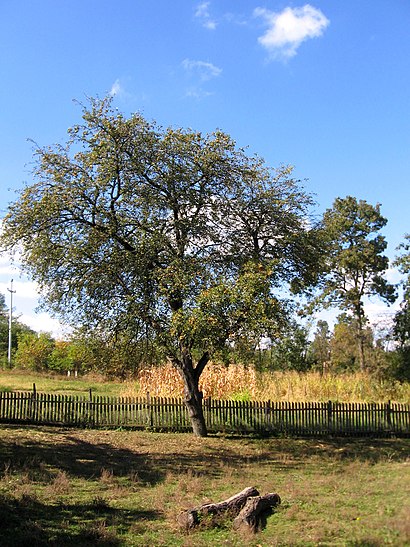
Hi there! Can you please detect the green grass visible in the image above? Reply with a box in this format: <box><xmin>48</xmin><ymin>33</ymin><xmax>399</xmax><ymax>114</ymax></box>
<box><xmin>0</xmin><ymin>426</ymin><xmax>408</xmax><ymax>546</ymax></box>
<box><xmin>0</xmin><ymin>369</ymin><xmax>125</xmax><ymax>398</ymax></box>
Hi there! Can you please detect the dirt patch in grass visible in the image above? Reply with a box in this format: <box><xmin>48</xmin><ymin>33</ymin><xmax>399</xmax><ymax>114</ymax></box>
<box><xmin>0</xmin><ymin>425</ymin><xmax>408</xmax><ymax>546</ymax></box>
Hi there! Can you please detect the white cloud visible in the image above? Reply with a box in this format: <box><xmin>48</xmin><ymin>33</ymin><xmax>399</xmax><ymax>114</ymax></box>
<box><xmin>0</xmin><ymin>279</ymin><xmax>39</xmax><ymax>300</ymax></box>
<box><xmin>0</xmin><ymin>251</ymin><xmax>66</xmax><ymax>338</ymax></box>
<box><xmin>384</xmin><ymin>266</ymin><xmax>404</xmax><ymax>285</ymax></box>
<box><xmin>185</xmin><ymin>87</ymin><xmax>213</xmax><ymax>100</ymax></box>
<box><xmin>254</xmin><ymin>4</ymin><xmax>329</xmax><ymax>60</ymax></box>
<box><xmin>109</xmin><ymin>79</ymin><xmax>123</xmax><ymax>97</ymax></box>
<box><xmin>194</xmin><ymin>1</ymin><xmax>217</xmax><ymax>30</ymax></box>
<box><xmin>182</xmin><ymin>59</ymin><xmax>222</xmax><ymax>81</ymax></box>
<box><xmin>19</xmin><ymin>312</ymin><xmax>70</xmax><ymax>339</ymax></box>
<box><xmin>0</xmin><ymin>263</ymin><xmax>19</xmax><ymax>277</ymax></box>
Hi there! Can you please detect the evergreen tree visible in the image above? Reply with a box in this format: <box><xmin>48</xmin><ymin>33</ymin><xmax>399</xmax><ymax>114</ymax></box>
<box><xmin>315</xmin><ymin>196</ymin><xmax>396</xmax><ymax>370</ymax></box>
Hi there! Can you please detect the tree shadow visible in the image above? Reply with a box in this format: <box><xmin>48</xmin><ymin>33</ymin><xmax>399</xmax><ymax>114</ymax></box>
<box><xmin>0</xmin><ymin>429</ymin><xmax>165</xmax><ymax>485</ymax></box>
<box><xmin>0</xmin><ymin>426</ymin><xmax>407</xmax><ymax>545</ymax></box>
<box><xmin>0</xmin><ymin>492</ymin><xmax>160</xmax><ymax>546</ymax></box>
<box><xmin>0</xmin><ymin>426</ymin><xmax>408</xmax><ymax>487</ymax></box>
<box><xmin>200</xmin><ymin>435</ymin><xmax>410</xmax><ymax>469</ymax></box>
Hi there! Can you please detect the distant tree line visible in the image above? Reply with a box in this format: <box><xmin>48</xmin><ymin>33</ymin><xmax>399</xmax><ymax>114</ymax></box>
<box><xmin>2</xmin><ymin>304</ymin><xmax>409</xmax><ymax>383</ymax></box>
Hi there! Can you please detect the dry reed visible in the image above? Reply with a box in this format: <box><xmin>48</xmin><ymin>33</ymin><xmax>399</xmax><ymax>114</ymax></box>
<box><xmin>120</xmin><ymin>363</ymin><xmax>410</xmax><ymax>403</ymax></box>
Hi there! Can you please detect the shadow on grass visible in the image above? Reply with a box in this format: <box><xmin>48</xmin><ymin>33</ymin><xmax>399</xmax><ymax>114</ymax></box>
<box><xmin>0</xmin><ymin>492</ymin><xmax>160</xmax><ymax>546</ymax></box>
<box><xmin>0</xmin><ymin>426</ymin><xmax>408</xmax><ymax>487</ymax></box>
<box><xmin>0</xmin><ymin>426</ymin><xmax>407</xmax><ymax>546</ymax></box>
<box><xmin>0</xmin><ymin>429</ymin><xmax>166</xmax><ymax>484</ymax></box>
<box><xmin>215</xmin><ymin>435</ymin><xmax>410</xmax><ymax>464</ymax></box>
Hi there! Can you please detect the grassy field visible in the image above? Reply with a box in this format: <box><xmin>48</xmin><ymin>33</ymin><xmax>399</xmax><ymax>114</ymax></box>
<box><xmin>0</xmin><ymin>370</ymin><xmax>125</xmax><ymax>398</ymax></box>
<box><xmin>0</xmin><ymin>425</ymin><xmax>408</xmax><ymax>546</ymax></box>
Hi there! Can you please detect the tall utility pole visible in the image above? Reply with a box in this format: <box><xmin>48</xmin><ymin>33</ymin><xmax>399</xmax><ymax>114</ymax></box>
<box><xmin>7</xmin><ymin>279</ymin><xmax>16</xmax><ymax>367</ymax></box>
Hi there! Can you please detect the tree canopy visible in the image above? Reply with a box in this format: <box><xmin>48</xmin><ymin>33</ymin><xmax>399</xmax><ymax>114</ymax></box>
<box><xmin>1</xmin><ymin>97</ymin><xmax>322</xmax><ymax>435</ymax></box>
<box><xmin>314</xmin><ymin>196</ymin><xmax>396</xmax><ymax>370</ymax></box>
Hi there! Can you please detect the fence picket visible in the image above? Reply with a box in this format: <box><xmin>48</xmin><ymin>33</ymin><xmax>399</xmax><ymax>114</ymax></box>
<box><xmin>0</xmin><ymin>391</ymin><xmax>408</xmax><ymax>437</ymax></box>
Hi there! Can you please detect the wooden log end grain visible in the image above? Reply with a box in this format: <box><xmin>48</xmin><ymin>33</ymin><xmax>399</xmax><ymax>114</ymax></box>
<box><xmin>233</xmin><ymin>492</ymin><xmax>281</xmax><ymax>533</ymax></box>
<box><xmin>177</xmin><ymin>486</ymin><xmax>260</xmax><ymax>530</ymax></box>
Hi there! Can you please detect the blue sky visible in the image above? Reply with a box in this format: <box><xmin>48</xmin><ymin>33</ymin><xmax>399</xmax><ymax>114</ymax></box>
<box><xmin>0</xmin><ymin>0</ymin><xmax>409</xmax><ymax>336</ymax></box>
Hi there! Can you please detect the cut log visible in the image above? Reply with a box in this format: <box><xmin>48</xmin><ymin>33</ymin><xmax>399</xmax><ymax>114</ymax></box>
<box><xmin>233</xmin><ymin>493</ymin><xmax>281</xmax><ymax>533</ymax></box>
<box><xmin>177</xmin><ymin>486</ymin><xmax>260</xmax><ymax>530</ymax></box>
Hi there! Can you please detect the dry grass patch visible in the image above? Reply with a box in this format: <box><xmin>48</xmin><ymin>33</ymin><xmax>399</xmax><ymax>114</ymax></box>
<box><xmin>45</xmin><ymin>470</ymin><xmax>71</xmax><ymax>496</ymax></box>
<box><xmin>127</xmin><ymin>363</ymin><xmax>410</xmax><ymax>403</ymax></box>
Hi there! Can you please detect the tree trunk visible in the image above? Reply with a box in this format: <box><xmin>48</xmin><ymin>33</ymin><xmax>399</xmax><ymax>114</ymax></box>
<box><xmin>176</xmin><ymin>350</ymin><xmax>210</xmax><ymax>437</ymax></box>
<box><xmin>357</xmin><ymin>333</ymin><xmax>365</xmax><ymax>371</ymax></box>
<box><xmin>352</xmin><ymin>299</ymin><xmax>367</xmax><ymax>372</ymax></box>
<box><xmin>182</xmin><ymin>367</ymin><xmax>207</xmax><ymax>437</ymax></box>
<box><xmin>233</xmin><ymin>493</ymin><xmax>281</xmax><ymax>533</ymax></box>
<box><xmin>177</xmin><ymin>486</ymin><xmax>260</xmax><ymax>530</ymax></box>
<box><xmin>356</xmin><ymin>314</ymin><xmax>366</xmax><ymax>371</ymax></box>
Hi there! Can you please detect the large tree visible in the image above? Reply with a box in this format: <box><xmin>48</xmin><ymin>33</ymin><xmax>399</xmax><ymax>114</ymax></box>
<box><xmin>1</xmin><ymin>98</ymin><xmax>320</xmax><ymax>436</ymax></box>
<box><xmin>315</xmin><ymin>196</ymin><xmax>396</xmax><ymax>370</ymax></box>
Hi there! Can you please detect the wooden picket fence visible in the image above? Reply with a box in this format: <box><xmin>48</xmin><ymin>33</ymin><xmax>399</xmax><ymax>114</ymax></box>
<box><xmin>0</xmin><ymin>389</ymin><xmax>409</xmax><ymax>437</ymax></box>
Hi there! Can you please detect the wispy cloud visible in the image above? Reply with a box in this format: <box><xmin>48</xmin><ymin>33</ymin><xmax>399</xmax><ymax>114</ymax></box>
<box><xmin>194</xmin><ymin>1</ymin><xmax>217</xmax><ymax>30</ymax></box>
<box><xmin>254</xmin><ymin>4</ymin><xmax>329</xmax><ymax>60</ymax></box>
<box><xmin>185</xmin><ymin>88</ymin><xmax>214</xmax><ymax>100</ymax></box>
<box><xmin>182</xmin><ymin>59</ymin><xmax>222</xmax><ymax>81</ymax></box>
<box><xmin>109</xmin><ymin>79</ymin><xmax>123</xmax><ymax>97</ymax></box>
<box><xmin>181</xmin><ymin>59</ymin><xmax>222</xmax><ymax>100</ymax></box>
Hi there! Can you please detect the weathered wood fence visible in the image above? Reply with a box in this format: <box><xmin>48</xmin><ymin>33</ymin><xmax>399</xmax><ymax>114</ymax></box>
<box><xmin>0</xmin><ymin>390</ymin><xmax>409</xmax><ymax>437</ymax></box>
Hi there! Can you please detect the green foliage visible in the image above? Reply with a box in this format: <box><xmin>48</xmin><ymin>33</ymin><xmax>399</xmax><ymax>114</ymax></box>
<box><xmin>315</xmin><ymin>196</ymin><xmax>397</xmax><ymax>370</ymax></box>
<box><xmin>308</xmin><ymin>320</ymin><xmax>331</xmax><ymax>371</ymax></box>
<box><xmin>389</xmin><ymin>234</ymin><xmax>410</xmax><ymax>380</ymax></box>
<box><xmin>14</xmin><ymin>332</ymin><xmax>55</xmax><ymax>371</ymax></box>
<box><xmin>393</xmin><ymin>234</ymin><xmax>410</xmax><ymax>347</ymax></box>
<box><xmin>319</xmin><ymin>196</ymin><xmax>396</xmax><ymax>312</ymax></box>
<box><xmin>329</xmin><ymin>315</ymin><xmax>374</xmax><ymax>372</ymax></box>
<box><xmin>0</xmin><ymin>294</ymin><xmax>8</xmax><ymax>361</ymax></box>
<box><xmin>170</xmin><ymin>262</ymin><xmax>291</xmax><ymax>359</ymax></box>
<box><xmin>47</xmin><ymin>340</ymin><xmax>88</xmax><ymax>373</ymax></box>
<box><xmin>0</xmin><ymin>97</ymin><xmax>322</xmax><ymax>434</ymax></box>
<box><xmin>267</xmin><ymin>322</ymin><xmax>311</xmax><ymax>371</ymax></box>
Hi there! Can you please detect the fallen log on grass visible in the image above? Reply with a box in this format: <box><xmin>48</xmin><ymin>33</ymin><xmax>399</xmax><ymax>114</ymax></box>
<box><xmin>177</xmin><ymin>486</ymin><xmax>260</xmax><ymax>530</ymax></box>
<box><xmin>233</xmin><ymin>492</ymin><xmax>281</xmax><ymax>533</ymax></box>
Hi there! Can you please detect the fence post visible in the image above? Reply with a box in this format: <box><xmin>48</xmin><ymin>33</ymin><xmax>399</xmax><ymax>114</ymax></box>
<box><xmin>386</xmin><ymin>400</ymin><xmax>392</xmax><ymax>435</ymax></box>
<box><xmin>146</xmin><ymin>391</ymin><xmax>153</xmax><ymax>428</ymax></box>
<box><xmin>31</xmin><ymin>383</ymin><xmax>37</xmax><ymax>422</ymax></box>
<box><xmin>327</xmin><ymin>400</ymin><xmax>333</xmax><ymax>435</ymax></box>
<box><xmin>87</xmin><ymin>388</ymin><xmax>93</xmax><ymax>427</ymax></box>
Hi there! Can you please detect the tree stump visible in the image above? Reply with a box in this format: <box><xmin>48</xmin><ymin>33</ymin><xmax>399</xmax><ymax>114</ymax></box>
<box><xmin>177</xmin><ymin>486</ymin><xmax>260</xmax><ymax>530</ymax></box>
<box><xmin>233</xmin><ymin>493</ymin><xmax>281</xmax><ymax>533</ymax></box>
